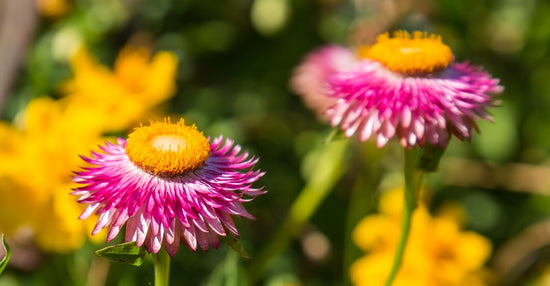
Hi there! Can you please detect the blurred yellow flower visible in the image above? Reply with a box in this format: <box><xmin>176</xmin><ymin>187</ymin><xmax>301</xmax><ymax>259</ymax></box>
<box><xmin>0</xmin><ymin>97</ymin><xmax>106</xmax><ymax>251</ymax></box>
<box><xmin>532</xmin><ymin>264</ymin><xmax>550</xmax><ymax>286</ymax></box>
<box><xmin>36</xmin><ymin>0</ymin><xmax>70</xmax><ymax>19</ymax></box>
<box><xmin>62</xmin><ymin>46</ymin><xmax>179</xmax><ymax>131</ymax></box>
<box><xmin>350</xmin><ymin>188</ymin><xmax>493</xmax><ymax>286</ymax></box>
<box><xmin>0</xmin><ymin>123</ymin><xmax>34</xmax><ymax>235</ymax></box>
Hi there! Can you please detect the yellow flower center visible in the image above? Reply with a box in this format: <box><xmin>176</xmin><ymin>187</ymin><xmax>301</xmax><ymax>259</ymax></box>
<box><xmin>357</xmin><ymin>31</ymin><xmax>454</xmax><ymax>75</ymax></box>
<box><xmin>125</xmin><ymin>119</ymin><xmax>210</xmax><ymax>176</ymax></box>
<box><xmin>151</xmin><ymin>135</ymin><xmax>187</xmax><ymax>152</ymax></box>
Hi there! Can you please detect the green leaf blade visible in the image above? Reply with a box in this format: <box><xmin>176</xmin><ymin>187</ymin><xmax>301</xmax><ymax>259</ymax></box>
<box><xmin>95</xmin><ymin>241</ymin><xmax>146</xmax><ymax>266</ymax></box>
<box><xmin>222</xmin><ymin>234</ymin><xmax>250</xmax><ymax>259</ymax></box>
<box><xmin>0</xmin><ymin>233</ymin><xmax>11</xmax><ymax>275</ymax></box>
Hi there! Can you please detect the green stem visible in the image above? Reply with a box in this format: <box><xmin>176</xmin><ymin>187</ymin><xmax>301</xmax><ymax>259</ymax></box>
<box><xmin>384</xmin><ymin>147</ymin><xmax>424</xmax><ymax>286</ymax></box>
<box><xmin>246</xmin><ymin>139</ymin><xmax>349</xmax><ymax>284</ymax></box>
<box><xmin>153</xmin><ymin>250</ymin><xmax>171</xmax><ymax>286</ymax></box>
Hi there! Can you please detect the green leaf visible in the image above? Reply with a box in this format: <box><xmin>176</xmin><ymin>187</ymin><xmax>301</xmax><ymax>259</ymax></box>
<box><xmin>222</xmin><ymin>234</ymin><xmax>250</xmax><ymax>259</ymax></box>
<box><xmin>324</xmin><ymin>128</ymin><xmax>345</xmax><ymax>143</ymax></box>
<box><xmin>94</xmin><ymin>241</ymin><xmax>146</xmax><ymax>266</ymax></box>
<box><xmin>0</xmin><ymin>233</ymin><xmax>11</xmax><ymax>275</ymax></box>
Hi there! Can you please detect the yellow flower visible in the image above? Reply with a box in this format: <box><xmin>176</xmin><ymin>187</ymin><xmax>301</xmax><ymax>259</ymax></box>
<box><xmin>350</xmin><ymin>188</ymin><xmax>493</xmax><ymax>286</ymax></box>
<box><xmin>36</xmin><ymin>0</ymin><xmax>70</xmax><ymax>19</ymax></box>
<box><xmin>531</xmin><ymin>263</ymin><xmax>550</xmax><ymax>286</ymax></box>
<box><xmin>62</xmin><ymin>46</ymin><xmax>179</xmax><ymax>131</ymax></box>
<box><xmin>350</xmin><ymin>253</ymin><xmax>431</xmax><ymax>286</ymax></box>
<box><xmin>0</xmin><ymin>97</ymin><xmax>106</xmax><ymax>251</ymax></box>
<box><xmin>0</xmin><ymin>122</ymin><xmax>38</xmax><ymax>234</ymax></box>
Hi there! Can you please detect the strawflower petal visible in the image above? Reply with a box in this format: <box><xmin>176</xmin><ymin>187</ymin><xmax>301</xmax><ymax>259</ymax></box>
<box><xmin>291</xmin><ymin>45</ymin><xmax>356</xmax><ymax>118</ymax></box>
<box><xmin>327</xmin><ymin>58</ymin><xmax>503</xmax><ymax>147</ymax></box>
<box><xmin>293</xmin><ymin>31</ymin><xmax>503</xmax><ymax>148</ymax></box>
<box><xmin>73</xmin><ymin>121</ymin><xmax>264</xmax><ymax>256</ymax></box>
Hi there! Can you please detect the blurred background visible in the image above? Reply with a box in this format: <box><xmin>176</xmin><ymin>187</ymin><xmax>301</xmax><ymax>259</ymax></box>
<box><xmin>1</xmin><ymin>0</ymin><xmax>550</xmax><ymax>285</ymax></box>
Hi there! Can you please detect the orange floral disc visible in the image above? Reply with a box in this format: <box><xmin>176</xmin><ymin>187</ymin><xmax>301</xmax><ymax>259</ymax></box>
<box><xmin>125</xmin><ymin>119</ymin><xmax>210</xmax><ymax>176</ymax></box>
<box><xmin>357</xmin><ymin>31</ymin><xmax>454</xmax><ymax>75</ymax></box>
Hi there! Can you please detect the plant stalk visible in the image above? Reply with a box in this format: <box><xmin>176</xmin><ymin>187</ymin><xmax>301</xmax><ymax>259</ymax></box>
<box><xmin>153</xmin><ymin>250</ymin><xmax>171</xmax><ymax>286</ymax></box>
<box><xmin>384</xmin><ymin>147</ymin><xmax>424</xmax><ymax>286</ymax></box>
<box><xmin>246</xmin><ymin>139</ymin><xmax>349</xmax><ymax>284</ymax></box>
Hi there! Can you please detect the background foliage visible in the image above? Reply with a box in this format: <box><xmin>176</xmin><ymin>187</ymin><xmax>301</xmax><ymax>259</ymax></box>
<box><xmin>1</xmin><ymin>0</ymin><xmax>550</xmax><ymax>285</ymax></box>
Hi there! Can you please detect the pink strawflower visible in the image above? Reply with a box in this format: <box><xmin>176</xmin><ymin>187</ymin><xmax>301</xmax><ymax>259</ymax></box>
<box><xmin>290</xmin><ymin>45</ymin><xmax>356</xmax><ymax>118</ymax></box>
<box><xmin>309</xmin><ymin>31</ymin><xmax>503</xmax><ymax>147</ymax></box>
<box><xmin>73</xmin><ymin>119</ymin><xmax>264</xmax><ymax>257</ymax></box>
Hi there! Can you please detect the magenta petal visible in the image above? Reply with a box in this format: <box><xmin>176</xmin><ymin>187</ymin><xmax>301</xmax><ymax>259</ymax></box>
<box><xmin>183</xmin><ymin>224</ymin><xmax>198</xmax><ymax>251</ymax></box>
<box><xmin>73</xmin><ymin>136</ymin><xmax>264</xmax><ymax>255</ymax></box>
<box><xmin>291</xmin><ymin>45</ymin><xmax>357</xmax><ymax>118</ymax></box>
<box><xmin>325</xmin><ymin>56</ymin><xmax>502</xmax><ymax>147</ymax></box>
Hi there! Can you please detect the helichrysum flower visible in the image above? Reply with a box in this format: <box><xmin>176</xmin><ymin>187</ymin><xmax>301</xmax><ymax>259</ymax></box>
<box><xmin>73</xmin><ymin>119</ymin><xmax>264</xmax><ymax>256</ymax></box>
<box><xmin>350</xmin><ymin>188</ymin><xmax>492</xmax><ymax>286</ymax></box>
<box><xmin>301</xmin><ymin>31</ymin><xmax>503</xmax><ymax>147</ymax></box>
<box><xmin>290</xmin><ymin>45</ymin><xmax>356</xmax><ymax>118</ymax></box>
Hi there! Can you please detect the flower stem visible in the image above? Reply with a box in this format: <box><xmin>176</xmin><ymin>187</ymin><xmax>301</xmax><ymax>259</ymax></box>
<box><xmin>153</xmin><ymin>250</ymin><xmax>171</xmax><ymax>286</ymax></box>
<box><xmin>384</xmin><ymin>147</ymin><xmax>424</xmax><ymax>286</ymax></box>
<box><xmin>246</xmin><ymin>139</ymin><xmax>349</xmax><ymax>284</ymax></box>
